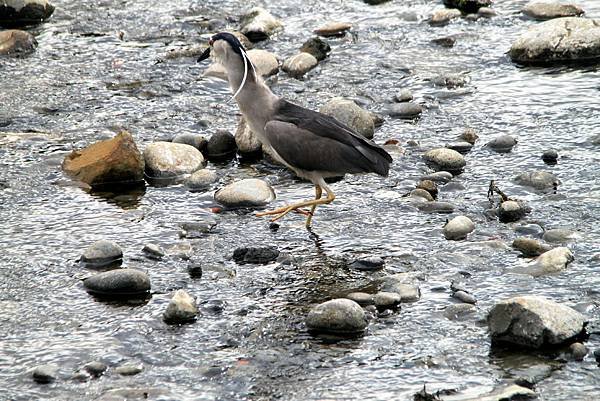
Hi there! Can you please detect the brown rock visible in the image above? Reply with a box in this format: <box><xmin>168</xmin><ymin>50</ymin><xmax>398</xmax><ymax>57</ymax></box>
<box><xmin>62</xmin><ymin>131</ymin><xmax>144</xmax><ymax>187</ymax></box>
<box><xmin>314</xmin><ymin>22</ymin><xmax>352</xmax><ymax>37</ymax></box>
<box><xmin>0</xmin><ymin>29</ymin><xmax>37</xmax><ymax>55</ymax></box>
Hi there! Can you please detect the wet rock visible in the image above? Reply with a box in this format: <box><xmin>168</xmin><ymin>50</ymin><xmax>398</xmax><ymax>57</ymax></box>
<box><xmin>172</xmin><ymin>133</ymin><xmax>207</xmax><ymax>151</ymax></box>
<box><xmin>432</xmin><ymin>36</ymin><xmax>456</xmax><ymax>48</ymax></box>
<box><xmin>443</xmin><ymin>215</ymin><xmax>475</xmax><ymax>240</ymax></box>
<box><xmin>179</xmin><ymin>220</ymin><xmax>218</xmax><ymax>238</ymax></box>
<box><xmin>184</xmin><ymin>169</ymin><xmax>218</xmax><ymax>191</ymax></box>
<box><xmin>0</xmin><ymin>29</ymin><xmax>37</xmax><ymax>55</ymax></box>
<box><xmin>0</xmin><ymin>0</ymin><xmax>55</xmax><ymax>28</ymax></box>
<box><xmin>393</xmin><ymin>89</ymin><xmax>413</xmax><ymax>103</ymax></box>
<box><xmin>83</xmin><ymin>361</ymin><xmax>107</xmax><ymax>378</ymax></box>
<box><xmin>300</xmin><ymin>37</ymin><xmax>330</xmax><ymax>61</ymax></box>
<box><xmin>83</xmin><ymin>269</ymin><xmax>151</xmax><ymax>298</ymax></box>
<box><xmin>349</xmin><ymin>256</ymin><xmax>385</xmax><ymax>271</ymax></box>
<box><xmin>542</xmin><ymin>148</ymin><xmax>559</xmax><ymax>164</ymax></box>
<box><xmin>363</xmin><ymin>0</ymin><xmax>391</xmax><ymax>4</ymax></box>
<box><xmin>417</xmin><ymin>201</ymin><xmax>455</xmax><ymax>214</ymax></box>
<box><xmin>96</xmin><ymin>388</ymin><xmax>169</xmax><ymax>401</ymax></box>
<box><xmin>187</xmin><ymin>261</ymin><xmax>203</xmax><ymax>278</ymax></box>
<box><xmin>115</xmin><ymin>363</ymin><xmax>143</xmax><ymax>376</ymax></box>
<box><xmin>409</xmin><ymin>188</ymin><xmax>434</xmax><ymax>201</ymax></box>
<box><xmin>240</xmin><ymin>7</ymin><xmax>282</xmax><ymax>42</ymax></box>
<box><xmin>498</xmin><ymin>200</ymin><xmax>530</xmax><ymax>223</ymax></box>
<box><xmin>443</xmin><ymin>0</ymin><xmax>492</xmax><ymax>13</ymax></box>
<box><xmin>205</xmin><ymin>130</ymin><xmax>237</xmax><ymax>161</ymax></box>
<box><xmin>417</xmin><ymin>180</ymin><xmax>437</xmax><ymax>198</ymax></box>
<box><xmin>525</xmin><ymin>246</ymin><xmax>573</xmax><ymax>276</ymax></box>
<box><xmin>345</xmin><ymin>292</ymin><xmax>374</xmax><ymax>306</ymax></box>
<box><xmin>377</xmin><ymin>275</ymin><xmax>420</xmax><ymax>302</ymax></box>
<box><xmin>32</xmin><ymin>364</ymin><xmax>58</xmax><ymax>383</ymax></box>
<box><xmin>445</xmin><ymin>141</ymin><xmax>473</xmax><ymax>154</ymax></box>
<box><xmin>432</xmin><ymin>73</ymin><xmax>469</xmax><ymax>88</ymax></box>
<box><xmin>542</xmin><ymin>228</ymin><xmax>577</xmax><ymax>243</ymax></box>
<box><xmin>320</xmin><ymin>97</ymin><xmax>374</xmax><ymax>139</ymax></box>
<box><xmin>246</xmin><ymin>49</ymin><xmax>279</xmax><ymax>77</ymax></box>
<box><xmin>460</xmin><ymin>128</ymin><xmax>479</xmax><ymax>144</ymax></box>
<box><xmin>163</xmin><ymin>289</ymin><xmax>198</xmax><ymax>324</ymax></box>
<box><xmin>81</xmin><ymin>240</ymin><xmax>123</xmax><ymax>268</ymax></box>
<box><xmin>488</xmin><ymin>296</ymin><xmax>585</xmax><ymax>348</ymax></box>
<box><xmin>142</xmin><ymin>243</ymin><xmax>165</xmax><ymax>260</ymax></box>
<box><xmin>453</xmin><ymin>290</ymin><xmax>477</xmax><ymax>304</ymax></box>
<box><xmin>510</xmin><ymin>17</ymin><xmax>600</xmax><ymax>64</ymax></box>
<box><xmin>477</xmin><ymin>7</ymin><xmax>497</xmax><ymax>18</ymax></box>
<box><xmin>522</xmin><ymin>2</ymin><xmax>584</xmax><ymax>20</ymax></box>
<box><xmin>235</xmin><ymin>117</ymin><xmax>262</xmax><ymax>156</ymax></box>
<box><xmin>512</xmin><ymin>237</ymin><xmax>552</xmax><ymax>257</ymax></box>
<box><xmin>373</xmin><ymin>292</ymin><xmax>402</xmax><ymax>309</ymax></box>
<box><xmin>444</xmin><ymin>303</ymin><xmax>476</xmax><ymax>320</ymax></box>
<box><xmin>514</xmin><ymin>223</ymin><xmax>545</xmax><ymax>237</ymax></box>
<box><xmin>568</xmin><ymin>342</ymin><xmax>588</xmax><ymax>360</ymax></box>
<box><xmin>462</xmin><ymin>384</ymin><xmax>536</xmax><ymax>401</ymax></box>
<box><xmin>486</xmin><ymin>135</ymin><xmax>517</xmax><ymax>152</ymax></box>
<box><xmin>314</xmin><ymin>21</ymin><xmax>351</xmax><ymax>37</ymax></box>
<box><xmin>233</xmin><ymin>246</ymin><xmax>279</xmax><ymax>264</ymax></box>
<box><xmin>430</xmin><ymin>8</ymin><xmax>462</xmax><ymax>26</ymax></box>
<box><xmin>421</xmin><ymin>171</ymin><xmax>453</xmax><ymax>183</ymax></box>
<box><xmin>214</xmin><ymin>178</ymin><xmax>275</xmax><ymax>208</ymax></box>
<box><xmin>514</xmin><ymin>170</ymin><xmax>559</xmax><ymax>190</ymax></box>
<box><xmin>385</xmin><ymin>103</ymin><xmax>422</xmax><ymax>119</ymax></box>
<box><xmin>282</xmin><ymin>52</ymin><xmax>318</xmax><ymax>78</ymax></box>
<box><xmin>143</xmin><ymin>142</ymin><xmax>204</xmax><ymax>178</ymax></box>
<box><xmin>423</xmin><ymin>148</ymin><xmax>466</xmax><ymax>173</ymax></box>
<box><xmin>306</xmin><ymin>299</ymin><xmax>367</xmax><ymax>335</ymax></box>
<box><xmin>62</xmin><ymin>131</ymin><xmax>144</xmax><ymax>187</ymax></box>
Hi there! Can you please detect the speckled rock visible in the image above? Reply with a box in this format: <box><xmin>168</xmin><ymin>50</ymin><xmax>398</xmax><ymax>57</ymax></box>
<box><xmin>486</xmin><ymin>135</ymin><xmax>517</xmax><ymax>152</ymax></box>
<box><xmin>460</xmin><ymin>128</ymin><xmax>479</xmax><ymax>144</ymax></box>
<box><xmin>0</xmin><ymin>29</ymin><xmax>37</xmax><ymax>55</ymax></box>
<box><xmin>214</xmin><ymin>179</ymin><xmax>275</xmax><ymax>208</ymax></box>
<box><xmin>83</xmin><ymin>269</ymin><xmax>151</xmax><ymax>298</ymax></box>
<box><xmin>423</xmin><ymin>148</ymin><xmax>466</xmax><ymax>173</ymax></box>
<box><xmin>184</xmin><ymin>169</ymin><xmax>218</xmax><ymax>191</ymax></box>
<box><xmin>524</xmin><ymin>246</ymin><xmax>573</xmax><ymax>276</ymax></box>
<box><xmin>0</xmin><ymin>0</ymin><xmax>55</xmax><ymax>28</ymax></box>
<box><xmin>235</xmin><ymin>117</ymin><xmax>262</xmax><ymax>156</ymax></box>
<box><xmin>568</xmin><ymin>342</ymin><xmax>588</xmax><ymax>360</ymax></box>
<box><xmin>306</xmin><ymin>299</ymin><xmax>368</xmax><ymax>334</ymax></box>
<box><xmin>163</xmin><ymin>289</ymin><xmax>198</xmax><ymax>324</ymax></box>
<box><xmin>385</xmin><ymin>102</ymin><xmax>423</xmax><ymax>119</ymax></box>
<box><xmin>512</xmin><ymin>237</ymin><xmax>552</xmax><ymax>257</ymax></box>
<box><xmin>377</xmin><ymin>274</ymin><xmax>420</xmax><ymax>302</ymax></box>
<box><xmin>443</xmin><ymin>216</ymin><xmax>475</xmax><ymax>240</ymax></box>
<box><xmin>314</xmin><ymin>22</ymin><xmax>352</xmax><ymax>37</ymax></box>
<box><xmin>522</xmin><ymin>2</ymin><xmax>584</xmax><ymax>20</ymax></box>
<box><xmin>510</xmin><ymin>17</ymin><xmax>600</xmax><ymax>64</ymax></box>
<box><xmin>443</xmin><ymin>0</ymin><xmax>492</xmax><ymax>13</ymax></box>
<box><xmin>320</xmin><ymin>97</ymin><xmax>374</xmax><ymax>139</ymax></box>
<box><xmin>430</xmin><ymin>8</ymin><xmax>462</xmax><ymax>26</ymax></box>
<box><xmin>488</xmin><ymin>296</ymin><xmax>585</xmax><ymax>348</ymax></box>
<box><xmin>172</xmin><ymin>133</ymin><xmax>207</xmax><ymax>151</ymax></box>
<box><xmin>514</xmin><ymin>170</ymin><xmax>559</xmax><ymax>190</ymax></box>
<box><xmin>542</xmin><ymin>228</ymin><xmax>577</xmax><ymax>243</ymax></box>
<box><xmin>445</xmin><ymin>141</ymin><xmax>473</xmax><ymax>154</ymax></box>
<box><xmin>81</xmin><ymin>240</ymin><xmax>123</xmax><ymax>268</ymax></box>
<box><xmin>432</xmin><ymin>72</ymin><xmax>469</xmax><ymax>88</ymax></box>
<box><xmin>143</xmin><ymin>142</ymin><xmax>204</xmax><ymax>178</ymax></box>
<box><xmin>240</xmin><ymin>7</ymin><xmax>282</xmax><ymax>42</ymax></box>
<box><xmin>282</xmin><ymin>52</ymin><xmax>318</xmax><ymax>78</ymax></box>
<box><xmin>300</xmin><ymin>37</ymin><xmax>330</xmax><ymax>61</ymax></box>
<box><xmin>32</xmin><ymin>364</ymin><xmax>58</xmax><ymax>383</ymax></box>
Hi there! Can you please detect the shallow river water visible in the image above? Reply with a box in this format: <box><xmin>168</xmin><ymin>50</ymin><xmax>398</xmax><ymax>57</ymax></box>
<box><xmin>1</xmin><ymin>0</ymin><xmax>600</xmax><ymax>400</ymax></box>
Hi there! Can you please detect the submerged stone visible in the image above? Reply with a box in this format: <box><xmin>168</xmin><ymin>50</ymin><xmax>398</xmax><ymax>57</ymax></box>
<box><xmin>486</xmin><ymin>135</ymin><xmax>517</xmax><ymax>152</ymax></box>
<box><xmin>81</xmin><ymin>240</ymin><xmax>123</xmax><ymax>268</ymax></box>
<box><xmin>115</xmin><ymin>363</ymin><xmax>143</xmax><ymax>376</ymax></box>
<box><xmin>233</xmin><ymin>246</ymin><xmax>279</xmax><ymax>264</ymax></box>
<box><xmin>514</xmin><ymin>170</ymin><xmax>559</xmax><ymax>190</ymax></box>
<box><xmin>306</xmin><ymin>299</ymin><xmax>367</xmax><ymax>335</ymax></box>
<box><xmin>32</xmin><ymin>364</ymin><xmax>58</xmax><ymax>384</ymax></box>
<box><xmin>522</xmin><ymin>2</ymin><xmax>585</xmax><ymax>20</ymax></box>
<box><xmin>349</xmin><ymin>256</ymin><xmax>385</xmax><ymax>271</ymax></box>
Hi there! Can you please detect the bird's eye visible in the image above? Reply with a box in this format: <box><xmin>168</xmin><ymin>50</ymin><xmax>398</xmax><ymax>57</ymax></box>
<box><xmin>209</xmin><ymin>39</ymin><xmax>214</xmax><ymax>46</ymax></box>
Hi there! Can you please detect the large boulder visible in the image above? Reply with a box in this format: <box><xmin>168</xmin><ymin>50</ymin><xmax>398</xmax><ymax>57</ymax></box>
<box><xmin>0</xmin><ymin>29</ymin><xmax>37</xmax><ymax>55</ymax></box>
<box><xmin>143</xmin><ymin>142</ymin><xmax>204</xmax><ymax>178</ymax></box>
<box><xmin>319</xmin><ymin>97</ymin><xmax>374</xmax><ymax>139</ymax></box>
<box><xmin>510</xmin><ymin>17</ymin><xmax>600</xmax><ymax>65</ymax></box>
<box><xmin>522</xmin><ymin>2</ymin><xmax>585</xmax><ymax>20</ymax></box>
<box><xmin>488</xmin><ymin>296</ymin><xmax>586</xmax><ymax>348</ymax></box>
<box><xmin>0</xmin><ymin>0</ymin><xmax>55</xmax><ymax>28</ymax></box>
<box><xmin>240</xmin><ymin>7</ymin><xmax>282</xmax><ymax>42</ymax></box>
<box><xmin>62</xmin><ymin>131</ymin><xmax>144</xmax><ymax>187</ymax></box>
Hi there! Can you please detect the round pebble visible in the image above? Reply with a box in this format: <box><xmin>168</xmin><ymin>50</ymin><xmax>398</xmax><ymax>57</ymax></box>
<box><xmin>83</xmin><ymin>269</ymin><xmax>151</xmax><ymax>299</ymax></box>
<box><xmin>81</xmin><ymin>240</ymin><xmax>123</xmax><ymax>268</ymax></box>
<box><xmin>306</xmin><ymin>299</ymin><xmax>367</xmax><ymax>335</ymax></box>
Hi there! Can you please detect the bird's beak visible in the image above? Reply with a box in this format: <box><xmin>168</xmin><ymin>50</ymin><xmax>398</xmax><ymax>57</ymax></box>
<box><xmin>197</xmin><ymin>47</ymin><xmax>211</xmax><ymax>63</ymax></box>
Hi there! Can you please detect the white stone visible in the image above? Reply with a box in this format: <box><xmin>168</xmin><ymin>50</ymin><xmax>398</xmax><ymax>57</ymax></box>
<box><xmin>443</xmin><ymin>216</ymin><xmax>475</xmax><ymax>240</ymax></box>
<box><xmin>423</xmin><ymin>148</ymin><xmax>466</xmax><ymax>172</ymax></box>
<box><xmin>143</xmin><ymin>142</ymin><xmax>204</xmax><ymax>178</ymax></box>
<box><xmin>525</xmin><ymin>246</ymin><xmax>573</xmax><ymax>276</ymax></box>
<box><xmin>214</xmin><ymin>178</ymin><xmax>275</xmax><ymax>207</ymax></box>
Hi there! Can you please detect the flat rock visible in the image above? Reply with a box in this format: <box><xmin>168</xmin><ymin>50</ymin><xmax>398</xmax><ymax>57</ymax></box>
<box><xmin>345</xmin><ymin>292</ymin><xmax>375</xmax><ymax>306</ymax></box>
<box><xmin>443</xmin><ymin>215</ymin><xmax>475</xmax><ymax>240</ymax></box>
<box><xmin>512</xmin><ymin>237</ymin><xmax>552</xmax><ymax>257</ymax></box>
<box><xmin>423</xmin><ymin>148</ymin><xmax>466</xmax><ymax>173</ymax></box>
<box><xmin>430</xmin><ymin>8</ymin><xmax>462</xmax><ymax>26</ymax></box>
<box><xmin>282</xmin><ymin>52</ymin><xmax>318</xmax><ymax>78</ymax></box>
<box><xmin>163</xmin><ymin>289</ymin><xmax>198</xmax><ymax>324</ymax></box>
<box><xmin>62</xmin><ymin>131</ymin><xmax>144</xmax><ymax>187</ymax></box>
<box><xmin>522</xmin><ymin>2</ymin><xmax>585</xmax><ymax>20</ymax></box>
<box><xmin>442</xmin><ymin>0</ymin><xmax>492</xmax><ymax>13</ymax></box>
<box><xmin>143</xmin><ymin>142</ymin><xmax>204</xmax><ymax>178</ymax></box>
<box><xmin>542</xmin><ymin>228</ymin><xmax>577</xmax><ymax>243</ymax></box>
<box><xmin>83</xmin><ymin>269</ymin><xmax>151</xmax><ymax>298</ymax></box>
<box><xmin>184</xmin><ymin>169</ymin><xmax>218</xmax><ymax>191</ymax></box>
<box><xmin>377</xmin><ymin>274</ymin><xmax>420</xmax><ymax>302</ymax></box>
<box><xmin>32</xmin><ymin>364</ymin><xmax>58</xmax><ymax>384</ymax></box>
<box><xmin>0</xmin><ymin>29</ymin><xmax>37</xmax><ymax>55</ymax></box>
<box><xmin>206</xmin><ymin>130</ymin><xmax>237</xmax><ymax>160</ymax></box>
<box><xmin>486</xmin><ymin>135</ymin><xmax>517</xmax><ymax>152</ymax></box>
<box><xmin>320</xmin><ymin>97</ymin><xmax>374</xmax><ymax>139</ymax></box>
<box><xmin>421</xmin><ymin>171</ymin><xmax>453</xmax><ymax>183</ymax></box>
<box><xmin>373</xmin><ymin>292</ymin><xmax>402</xmax><ymax>309</ymax></box>
<box><xmin>524</xmin><ymin>246</ymin><xmax>573</xmax><ymax>276</ymax></box>
<box><xmin>417</xmin><ymin>201</ymin><xmax>455</xmax><ymax>214</ymax></box>
<box><xmin>452</xmin><ymin>290</ymin><xmax>477</xmax><ymax>304</ymax></box>
<box><xmin>233</xmin><ymin>246</ymin><xmax>279</xmax><ymax>264</ymax></box>
<box><xmin>0</xmin><ymin>0</ymin><xmax>55</xmax><ymax>28</ymax></box>
<box><xmin>81</xmin><ymin>240</ymin><xmax>123</xmax><ymax>267</ymax></box>
<box><xmin>314</xmin><ymin>22</ymin><xmax>352</xmax><ymax>37</ymax></box>
<box><xmin>300</xmin><ymin>37</ymin><xmax>330</xmax><ymax>61</ymax></box>
<box><xmin>488</xmin><ymin>295</ymin><xmax>585</xmax><ymax>348</ymax></box>
<box><xmin>514</xmin><ymin>170</ymin><xmax>559</xmax><ymax>190</ymax></box>
<box><xmin>240</xmin><ymin>7</ymin><xmax>282</xmax><ymax>42</ymax></box>
<box><xmin>172</xmin><ymin>133</ymin><xmax>207</xmax><ymax>151</ymax></box>
<box><xmin>306</xmin><ymin>299</ymin><xmax>367</xmax><ymax>334</ymax></box>
<box><xmin>510</xmin><ymin>17</ymin><xmax>600</xmax><ymax>64</ymax></box>
<box><xmin>432</xmin><ymin>72</ymin><xmax>469</xmax><ymax>88</ymax></box>
<box><xmin>214</xmin><ymin>178</ymin><xmax>275</xmax><ymax>208</ymax></box>
<box><xmin>349</xmin><ymin>256</ymin><xmax>385</xmax><ymax>271</ymax></box>
<box><xmin>235</xmin><ymin>117</ymin><xmax>262</xmax><ymax>156</ymax></box>
<box><xmin>385</xmin><ymin>103</ymin><xmax>422</xmax><ymax>119</ymax></box>
<box><xmin>460</xmin><ymin>384</ymin><xmax>536</xmax><ymax>401</ymax></box>
<box><xmin>444</xmin><ymin>303</ymin><xmax>476</xmax><ymax>320</ymax></box>
<box><xmin>115</xmin><ymin>363</ymin><xmax>143</xmax><ymax>376</ymax></box>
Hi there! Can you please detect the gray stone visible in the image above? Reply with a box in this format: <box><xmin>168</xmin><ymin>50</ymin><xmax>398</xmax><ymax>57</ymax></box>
<box><xmin>453</xmin><ymin>290</ymin><xmax>477</xmax><ymax>304</ymax></box>
<box><xmin>512</xmin><ymin>237</ymin><xmax>552</xmax><ymax>257</ymax></box>
<box><xmin>81</xmin><ymin>240</ymin><xmax>123</xmax><ymax>268</ymax></box>
<box><xmin>345</xmin><ymin>292</ymin><xmax>375</xmax><ymax>306</ymax></box>
<box><xmin>385</xmin><ymin>103</ymin><xmax>422</xmax><ymax>119</ymax></box>
<box><xmin>514</xmin><ymin>223</ymin><xmax>545</xmax><ymax>237</ymax></box>
<box><xmin>349</xmin><ymin>256</ymin><xmax>385</xmax><ymax>271</ymax></box>
<box><xmin>417</xmin><ymin>201</ymin><xmax>455</xmax><ymax>214</ymax></box>
<box><xmin>524</xmin><ymin>246</ymin><xmax>573</xmax><ymax>276</ymax></box>
<box><xmin>0</xmin><ymin>0</ymin><xmax>55</xmax><ymax>28</ymax></box>
<box><xmin>568</xmin><ymin>342</ymin><xmax>588</xmax><ymax>360</ymax></box>
<box><xmin>282</xmin><ymin>52</ymin><xmax>318</xmax><ymax>78</ymax></box>
<box><xmin>443</xmin><ymin>215</ymin><xmax>475</xmax><ymax>240</ymax></box>
<box><xmin>83</xmin><ymin>269</ymin><xmax>151</xmax><ymax>298</ymax></box>
<box><xmin>240</xmin><ymin>7</ymin><xmax>282</xmax><ymax>42</ymax></box>
<box><xmin>510</xmin><ymin>17</ymin><xmax>600</xmax><ymax>64</ymax></box>
<box><xmin>96</xmin><ymin>388</ymin><xmax>169</xmax><ymax>401</ymax></box>
<box><xmin>172</xmin><ymin>133</ymin><xmax>207</xmax><ymax>151</ymax></box>
<box><xmin>432</xmin><ymin>36</ymin><xmax>456</xmax><ymax>47</ymax></box>
<box><xmin>423</xmin><ymin>148</ymin><xmax>466</xmax><ymax>173</ymax></box>
<box><xmin>214</xmin><ymin>179</ymin><xmax>275</xmax><ymax>208</ymax></box>
<box><xmin>115</xmin><ymin>363</ymin><xmax>143</xmax><ymax>376</ymax></box>
<box><xmin>300</xmin><ymin>37</ymin><xmax>330</xmax><ymax>61</ymax></box>
<box><xmin>377</xmin><ymin>275</ymin><xmax>420</xmax><ymax>302</ymax></box>
<box><xmin>206</xmin><ymin>130</ymin><xmax>236</xmax><ymax>160</ymax></box>
<box><xmin>83</xmin><ymin>361</ymin><xmax>107</xmax><ymax>378</ymax></box>
<box><xmin>393</xmin><ymin>89</ymin><xmax>413</xmax><ymax>102</ymax></box>
<box><xmin>444</xmin><ymin>303</ymin><xmax>476</xmax><ymax>320</ymax></box>
<box><xmin>488</xmin><ymin>296</ymin><xmax>585</xmax><ymax>348</ymax></box>
<box><xmin>498</xmin><ymin>200</ymin><xmax>529</xmax><ymax>223</ymax></box>
<box><xmin>543</xmin><ymin>228</ymin><xmax>577</xmax><ymax>243</ymax></box>
<box><xmin>522</xmin><ymin>2</ymin><xmax>584</xmax><ymax>20</ymax></box>
<box><xmin>320</xmin><ymin>97</ymin><xmax>374</xmax><ymax>139</ymax></box>
<box><xmin>306</xmin><ymin>299</ymin><xmax>368</xmax><ymax>334</ymax></box>
<box><xmin>431</xmin><ymin>73</ymin><xmax>469</xmax><ymax>88</ymax></box>
<box><xmin>314</xmin><ymin>22</ymin><xmax>351</xmax><ymax>37</ymax></box>
<box><xmin>235</xmin><ymin>117</ymin><xmax>262</xmax><ymax>155</ymax></box>
<box><xmin>416</xmin><ymin>180</ymin><xmax>438</xmax><ymax>198</ymax></box>
<box><xmin>0</xmin><ymin>29</ymin><xmax>37</xmax><ymax>55</ymax></box>
<box><xmin>486</xmin><ymin>135</ymin><xmax>517</xmax><ymax>152</ymax></box>
<box><xmin>460</xmin><ymin>384</ymin><xmax>536</xmax><ymax>401</ymax></box>
<box><xmin>514</xmin><ymin>170</ymin><xmax>560</xmax><ymax>190</ymax></box>
<box><xmin>32</xmin><ymin>364</ymin><xmax>58</xmax><ymax>384</ymax></box>
<box><xmin>184</xmin><ymin>169</ymin><xmax>218</xmax><ymax>190</ymax></box>
<box><xmin>445</xmin><ymin>141</ymin><xmax>473</xmax><ymax>154</ymax></box>
<box><xmin>143</xmin><ymin>142</ymin><xmax>204</xmax><ymax>178</ymax></box>
<box><xmin>443</xmin><ymin>0</ymin><xmax>492</xmax><ymax>13</ymax></box>
<box><xmin>477</xmin><ymin>7</ymin><xmax>497</xmax><ymax>18</ymax></box>
<box><xmin>542</xmin><ymin>148</ymin><xmax>559</xmax><ymax>163</ymax></box>
<box><xmin>233</xmin><ymin>246</ymin><xmax>279</xmax><ymax>264</ymax></box>
<box><xmin>421</xmin><ymin>171</ymin><xmax>453</xmax><ymax>183</ymax></box>
<box><xmin>142</xmin><ymin>243</ymin><xmax>165</xmax><ymax>259</ymax></box>
<box><xmin>373</xmin><ymin>292</ymin><xmax>402</xmax><ymax>309</ymax></box>
<box><xmin>409</xmin><ymin>188</ymin><xmax>434</xmax><ymax>201</ymax></box>
<box><xmin>163</xmin><ymin>289</ymin><xmax>198</xmax><ymax>324</ymax></box>
<box><xmin>430</xmin><ymin>8</ymin><xmax>462</xmax><ymax>26</ymax></box>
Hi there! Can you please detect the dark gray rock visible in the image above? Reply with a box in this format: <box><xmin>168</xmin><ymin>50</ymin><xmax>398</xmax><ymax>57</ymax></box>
<box><xmin>432</xmin><ymin>36</ymin><xmax>456</xmax><ymax>47</ymax></box>
<box><xmin>206</xmin><ymin>130</ymin><xmax>237</xmax><ymax>161</ymax></box>
<box><xmin>96</xmin><ymin>388</ymin><xmax>170</xmax><ymax>401</ymax></box>
<box><xmin>172</xmin><ymin>133</ymin><xmax>207</xmax><ymax>151</ymax></box>
<box><xmin>486</xmin><ymin>135</ymin><xmax>517</xmax><ymax>152</ymax></box>
<box><xmin>385</xmin><ymin>103</ymin><xmax>422</xmax><ymax>119</ymax></box>
<box><xmin>542</xmin><ymin>148</ymin><xmax>559</xmax><ymax>164</ymax></box>
<box><xmin>81</xmin><ymin>240</ymin><xmax>123</xmax><ymax>268</ymax></box>
<box><xmin>0</xmin><ymin>0</ymin><xmax>55</xmax><ymax>28</ymax></box>
<box><xmin>445</xmin><ymin>141</ymin><xmax>473</xmax><ymax>154</ymax></box>
<box><xmin>306</xmin><ymin>299</ymin><xmax>368</xmax><ymax>335</ymax></box>
<box><xmin>233</xmin><ymin>246</ymin><xmax>279</xmax><ymax>264</ymax></box>
<box><xmin>417</xmin><ymin>201</ymin><xmax>455</xmax><ymax>214</ymax></box>
<box><xmin>83</xmin><ymin>361</ymin><xmax>107</xmax><ymax>378</ymax></box>
<box><xmin>349</xmin><ymin>256</ymin><xmax>384</xmax><ymax>271</ymax></box>
<box><xmin>514</xmin><ymin>170</ymin><xmax>559</xmax><ymax>190</ymax></box>
<box><xmin>444</xmin><ymin>303</ymin><xmax>476</xmax><ymax>320</ymax></box>
<box><xmin>431</xmin><ymin>73</ymin><xmax>469</xmax><ymax>88</ymax></box>
<box><xmin>300</xmin><ymin>37</ymin><xmax>330</xmax><ymax>61</ymax></box>
<box><xmin>32</xmin><ymin>364</ymin><xmax>58</xmax><ymax>384</ymax></box>
<box><xmin>443</xmin><ymin>0</ymin><xmax>492</xmax><ymax>13</ymax></box>
<box><xmin>515</xmin><ymin>223</ymin><xmax>545</xmax><ymax>237</ymax></box>
<box><xmin>83</xmin><ymin>269</ymin><xmax>151</xmax><ymax>298</ymax></box>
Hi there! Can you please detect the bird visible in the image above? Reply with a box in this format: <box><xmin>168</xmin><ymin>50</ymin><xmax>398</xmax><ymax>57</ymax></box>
<box><xmin>198</xmin><ymin>32</ymin><xmax>392</xmax><ymax>228</ymax></box>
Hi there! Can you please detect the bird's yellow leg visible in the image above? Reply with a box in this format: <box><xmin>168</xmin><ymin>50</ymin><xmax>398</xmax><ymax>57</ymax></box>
<box><xmin>270</xmin><ymin>187</ymin><xmax>334</xmax><ymax>223</ymax></box>
<box><xmin>305</xmin><ymin>185</ymin><xmax>323</xmax><ymax>228</ymax></box>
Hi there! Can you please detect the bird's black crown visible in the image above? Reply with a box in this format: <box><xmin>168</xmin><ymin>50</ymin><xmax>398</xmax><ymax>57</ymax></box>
<box><xmin>211</xmin><ymin>32</ymin><xmax>246</xmax><ymax>56</ymax></box>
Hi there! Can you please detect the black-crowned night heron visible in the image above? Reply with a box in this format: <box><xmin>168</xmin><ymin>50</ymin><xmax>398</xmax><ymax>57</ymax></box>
<box><xmin>199</xmin><ymin>32</ymin><xmax>392</xmax><ymax>227</ymax></box>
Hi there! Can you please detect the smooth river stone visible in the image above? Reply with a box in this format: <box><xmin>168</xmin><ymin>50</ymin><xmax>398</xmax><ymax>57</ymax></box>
<box><xmin>443</xmin><ymin>215</ymin><xmax>475</xmax><ymax>240</ymax></box>
<box><xmin>423</xmin><ymin>148</ymin><xmax>466</xmax><ymax>173</ymax></box>
<box><xmin>240</xmin><ymin>7</ymin><xmax>282</xmax><ymax>42</ymax></box>
<box><xmin>0</xmin><ymin>0</ymin><xmax>55</xmax><ymax>28</ymax></box>
<box><xmin>83</xmin><ymin>269</ymin><xmax>151</xmax><ymax>298</ymax></box>
<box><xmin>214</xmin><ymin>179</ymin><xmax>275</xmax><ymax>208</ymax></box>
<box><xmin>143</xmin><ymin>142</ymin><xmax>204</xmax><ymax>178</ymax></box>
<box><xmin>282</xmin><ymin>52</ymin><xmax>318</xmax><ymax>78</ymax></box>
<box><xmin>306</xmin><ymin>299</ymin><xmax>368</xmax><ymax>334</ymax></box>
<box><xmin>163</xmin><ymin>289</ymin><xmax>198</xmax><ymax>324</ymax></box>
<box><xmin>81</xmin><ymin>240</ymin><xmax>123</xmax><ymax>267</ymax></box>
